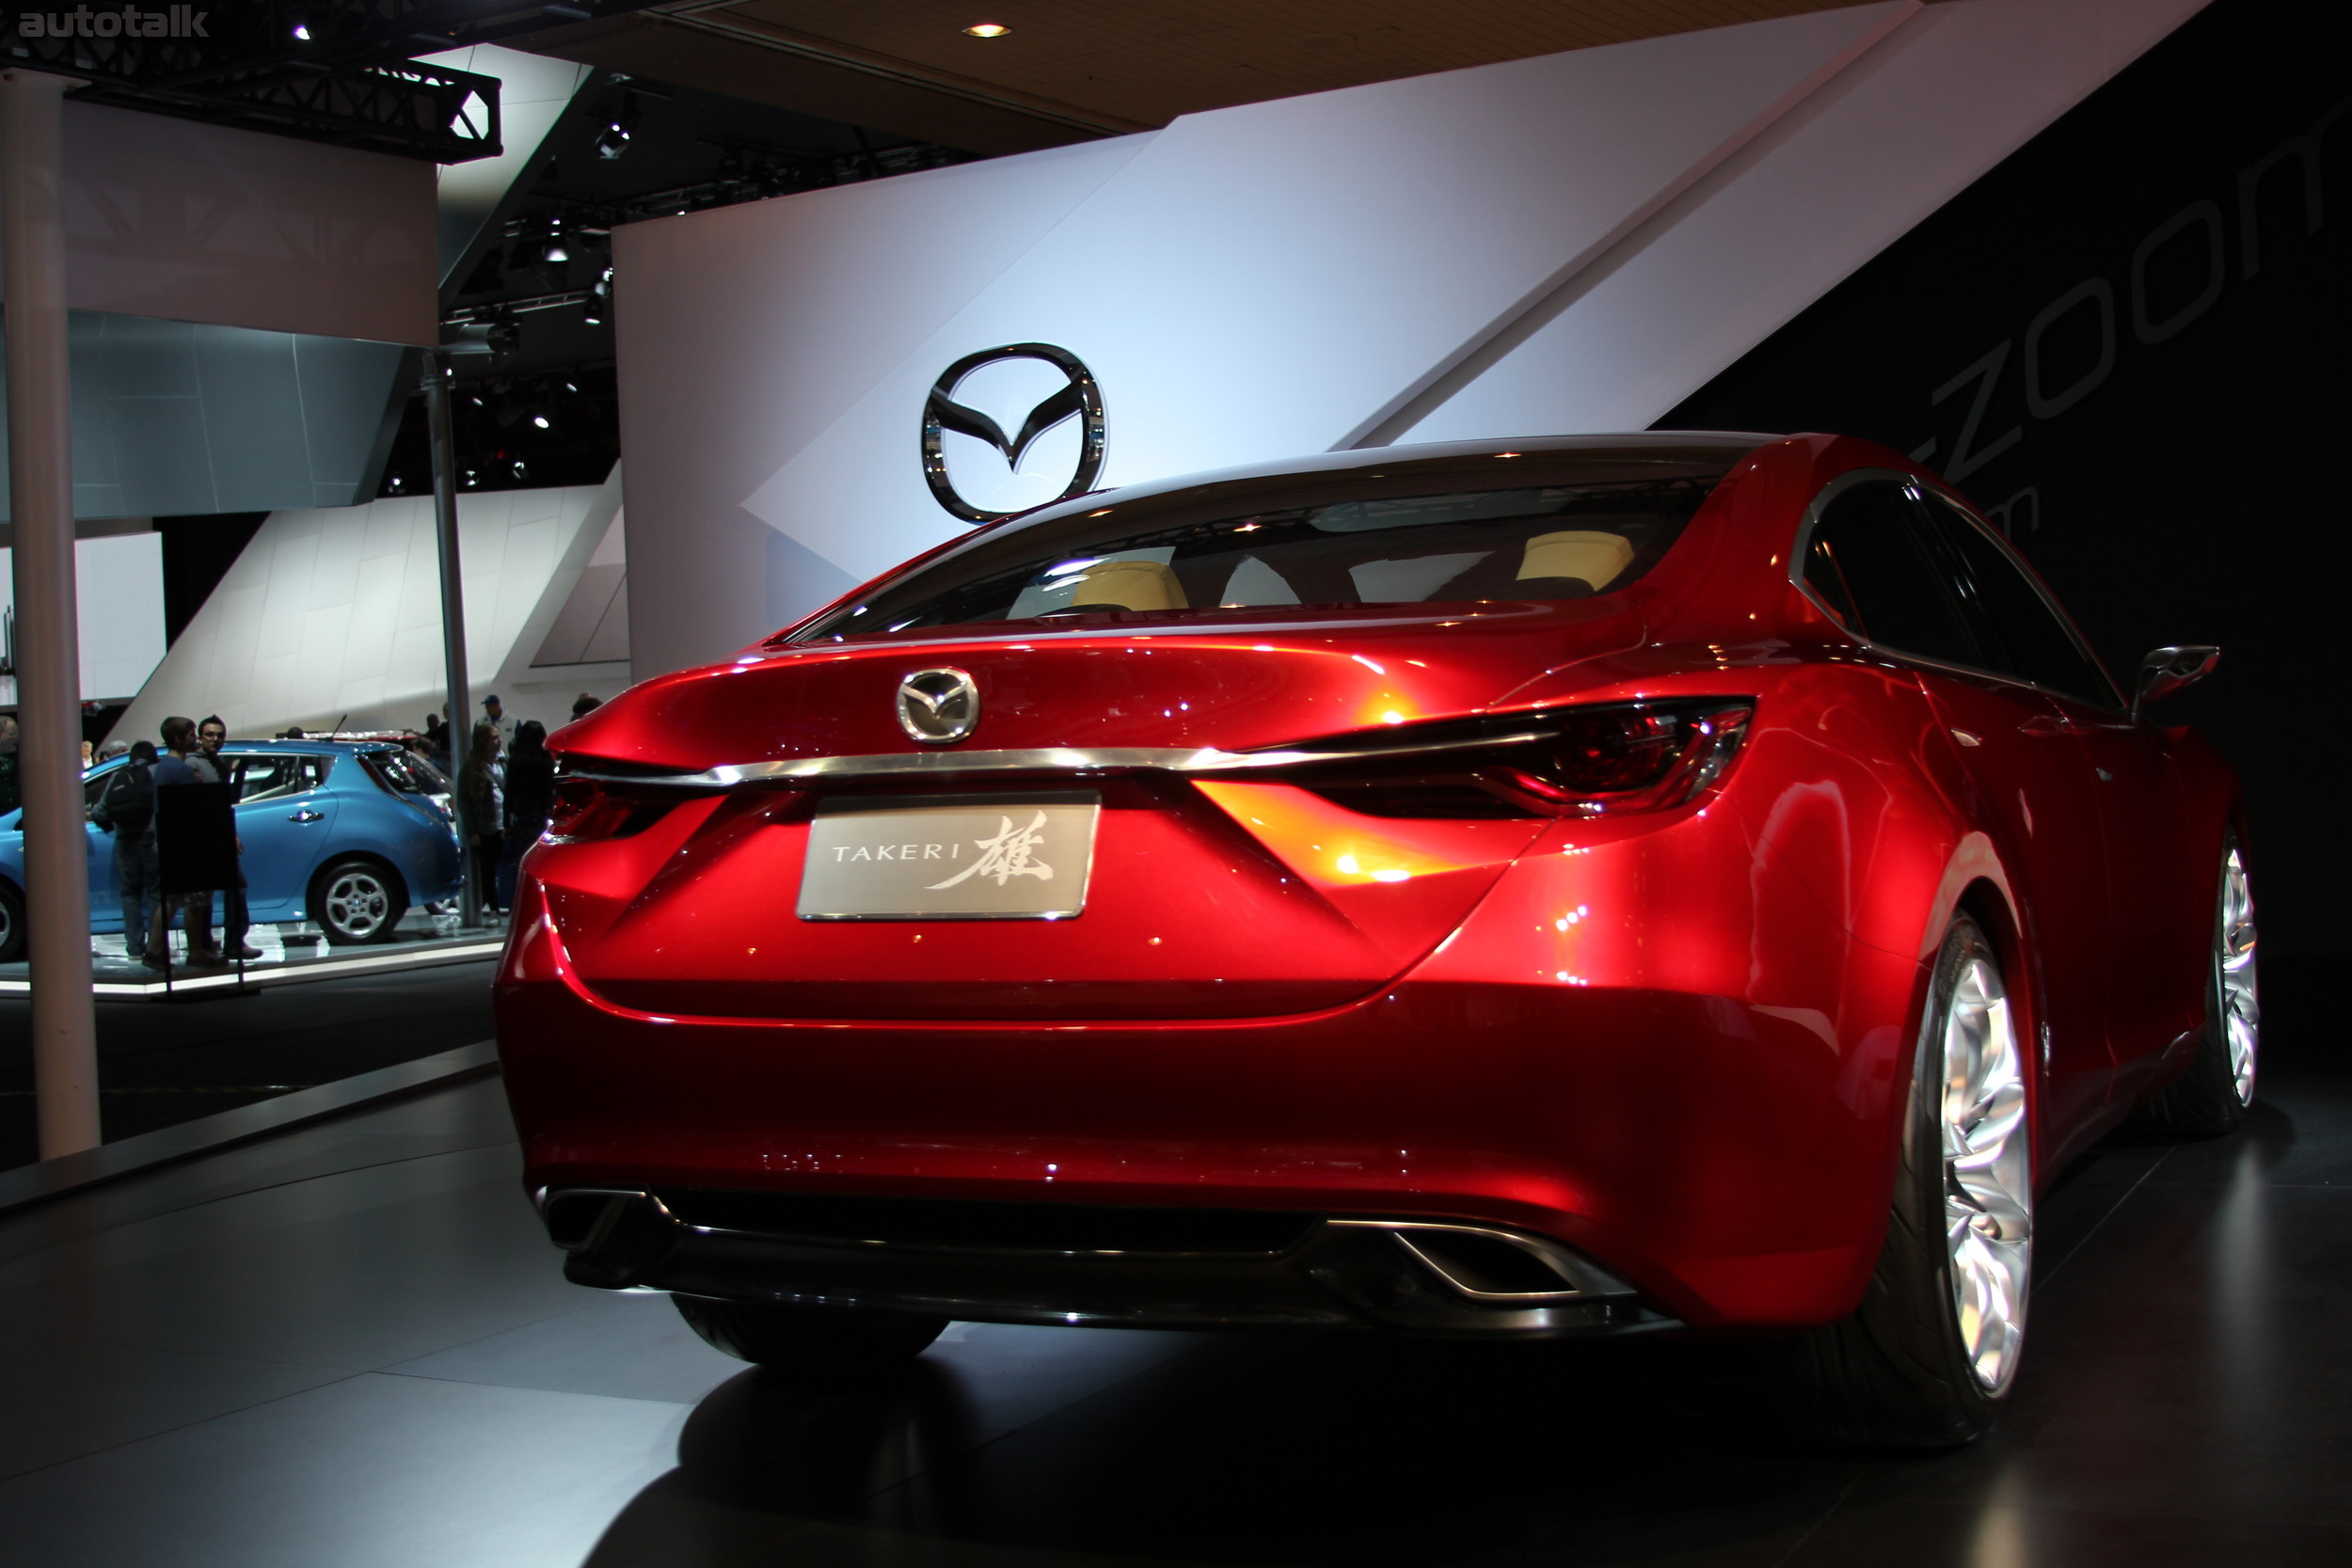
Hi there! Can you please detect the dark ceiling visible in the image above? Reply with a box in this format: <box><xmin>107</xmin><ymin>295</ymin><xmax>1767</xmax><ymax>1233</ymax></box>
<box><xmin>509</xmin><ymin>0</ymin><xmax>1892</xmax><ymax>154</ymax></box>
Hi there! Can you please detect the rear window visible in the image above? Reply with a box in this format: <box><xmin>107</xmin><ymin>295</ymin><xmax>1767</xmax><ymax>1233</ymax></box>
<box><xmin>797</xmin><ymin>469</ymin><xmax>1724</xmax><ymax>640</ymax></box>
<box><xmin>362</xmin><ymin>748</ymin><xmax>450</xmax><ymax>797</ymax></box>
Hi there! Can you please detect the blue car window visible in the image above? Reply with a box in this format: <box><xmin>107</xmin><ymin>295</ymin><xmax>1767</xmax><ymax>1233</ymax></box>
<box><xmin>225</xmin><ymin>752</ymin><xmax>331</xmax><ymax>803</ymax></box>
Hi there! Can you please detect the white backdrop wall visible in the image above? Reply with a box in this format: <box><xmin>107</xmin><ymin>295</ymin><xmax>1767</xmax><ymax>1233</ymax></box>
<box><xmin>614</xmin><ymin>0</ymin><xmax>2207</xmax><ymax>681</ymax></box>
<box><xmin>115</xmin><ymin>470</ymin><xmax>626</xmax><ymax>744</ymax></box>
<box><xmin>0</xmin><ymin>532</ymin><xmax>165</xmax><ymax>705</ymax></box>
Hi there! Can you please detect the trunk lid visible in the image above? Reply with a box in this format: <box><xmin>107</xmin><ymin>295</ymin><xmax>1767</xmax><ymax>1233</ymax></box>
<box><xmin>543</xmin><ymin>601</ymin><xmax>1640</xmax><ymax>1022</ymax></box>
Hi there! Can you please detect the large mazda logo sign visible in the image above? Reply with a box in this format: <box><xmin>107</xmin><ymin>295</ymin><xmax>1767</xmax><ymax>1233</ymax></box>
<box><xmin>922</xmin><ymin>342</ymin><xmax>1105</xmax><ymax>523</ymax></box>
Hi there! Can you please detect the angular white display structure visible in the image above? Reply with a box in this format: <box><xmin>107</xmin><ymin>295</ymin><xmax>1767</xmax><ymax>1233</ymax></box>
<box><xmin>114</xmin><ymin>469</ymin><xmax>627</xmax><ymax>744</ymax></box>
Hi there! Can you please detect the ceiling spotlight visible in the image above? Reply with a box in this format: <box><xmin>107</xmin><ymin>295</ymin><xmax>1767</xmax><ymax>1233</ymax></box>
<box><xmin>593</xmin><ymin>94</ymin><xmax>639</xmax><ymax>161</ymax></box>
<box><xmin>963</xmin><ymin>23</ymin><xmax>1010</xmax><ymax>39</ymax></box>
<box><xmin>531</xmin><ymin>414</ymin><xmax>551</xmax><ymax>429</ymax></box>
<box><xmin>292</xmin><ymin>23</ymin><xmax>311</xmax><ymax>41</ymax></box>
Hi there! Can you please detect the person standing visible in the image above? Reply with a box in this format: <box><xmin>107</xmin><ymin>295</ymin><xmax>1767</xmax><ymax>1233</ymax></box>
<box><xmin>196</xmin><ymin>716</ymin><xmax>261</xmax><ymax>961</ymax></box>
<box><xmin>90</xmin><ymin>739</ymin><xmax>165</xmax><ymax>968</ymax></box>
<box><xmin>460</xmin><ymin>720</ymin><xmax>506</xmax><ymax>917</ymax></box>
<box><xmin>151</xmin><ymin>717</ymin><xmax>226</xmax><ymax>966</ymax></box>
<box><xmin>500</xmin><ymin>721</ymin><xmax>554</xmax><ymax>911</ymax></box>
<box><xmin>482</xmin><ymin>693</ymin><xmax>516</xmax><ymax>756</ymax></box>
<box><xmin>570</xmin><ymin>693</ymin><xmax>602</xmax><ymax>722</ymax></box>
<box><xmin>0</xmin><ymin>715</ymin><xmax>20</xmax><ymax>817</ymax></box>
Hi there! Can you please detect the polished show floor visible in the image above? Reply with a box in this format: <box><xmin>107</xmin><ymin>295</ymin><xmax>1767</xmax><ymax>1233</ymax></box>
<box><xmin>0</xmin><ymin>959</ymin><xmax>500</xmax><ymax>1172</ymax></box>
<box><xmin>0</xmin><ymin>972</ymin><xmax>2344</xmax><ymax>1566</ymax></box>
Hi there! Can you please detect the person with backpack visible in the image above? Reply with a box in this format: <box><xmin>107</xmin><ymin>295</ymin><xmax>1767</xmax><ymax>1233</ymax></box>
<box><xmin>90</xmin><ymin>739</ymin><xmax>166</xmax><ymax>968</ymax></box>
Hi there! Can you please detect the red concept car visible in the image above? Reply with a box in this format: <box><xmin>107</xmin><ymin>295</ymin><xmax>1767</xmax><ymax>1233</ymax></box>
<box><xmin>497</xmin><ymin>433</ymin><xmax>2255</xmax><ymax>1446</ymax></box>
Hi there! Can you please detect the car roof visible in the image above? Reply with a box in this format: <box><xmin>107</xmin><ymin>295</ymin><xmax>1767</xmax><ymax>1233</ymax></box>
<box><xmin>83</xmin><ymin>739</ymin><xmax>401</xmax><ymax>776</ymax></box>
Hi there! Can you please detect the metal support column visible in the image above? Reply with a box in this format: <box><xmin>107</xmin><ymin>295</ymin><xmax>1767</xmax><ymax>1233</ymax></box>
<box><xmin>424</xmin><ymin>355</ymin><xmax>482</xmax><ymax>928</ymax></box>
<box><xmin>2</xmin><ymin>69</ymin><xmax>98</xmax><ymax>1159</ymax></box>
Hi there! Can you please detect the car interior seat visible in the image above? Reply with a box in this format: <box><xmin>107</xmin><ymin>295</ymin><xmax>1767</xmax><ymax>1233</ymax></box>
<box><xmin>1065</xmin><ymin>559</ymin><xmax>1189</xmax><ymax>612</ymax></box>
<box><xmin>1517</xmin><ymin>530</ymin><xmax>1635</xmax><ymax>593</ymax></box>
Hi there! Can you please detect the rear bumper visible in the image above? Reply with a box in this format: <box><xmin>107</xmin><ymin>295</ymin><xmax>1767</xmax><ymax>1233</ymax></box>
<box><xmin>495</xmin><ymin>885</ymin><xmax>1924</xmax><ymax>1330</ymax></box>
<box><xmin>543</xmin><ymin>1187</ymin><xmax>1666</xmax><ymax>1338</ymax></box>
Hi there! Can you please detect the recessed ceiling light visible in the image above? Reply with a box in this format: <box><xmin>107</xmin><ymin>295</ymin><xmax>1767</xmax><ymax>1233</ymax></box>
<box><xmin>963</xmin><ymin>23</ymin><xmax>1010</xmax><ymax>39</ymax></box>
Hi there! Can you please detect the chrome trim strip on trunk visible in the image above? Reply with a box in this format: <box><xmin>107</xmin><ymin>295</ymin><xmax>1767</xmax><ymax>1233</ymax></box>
<box><xmin>563</xmin><ymin>730</ymin><xmax>1561</xmax><ymax>790</ymax></box>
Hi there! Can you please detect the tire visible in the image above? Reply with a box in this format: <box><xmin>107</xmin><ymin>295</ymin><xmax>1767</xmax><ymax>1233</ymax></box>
<box><xmin>2133</xmin><ymin>836</ymin><xmax>2257</xmax><ymax>1138</ymax></box>
<box><xmin>310</xmin><ymin>858</ymin><xmax>406</xmax><ymax>945</ymax></box>
<box><xmin>1782</xmin><ymin>914</ymin><xmax>2032</xmax><ymax>1449</ymax></box>
<box><xmin>0</xmin><ymin>880</ymin><xmax>23</xmax><ymax>964</ymax></box>
<box><xmin>674</xmin><ymin>1296</ymin><xmax>946</xmax><ymax>1386</ymax></box>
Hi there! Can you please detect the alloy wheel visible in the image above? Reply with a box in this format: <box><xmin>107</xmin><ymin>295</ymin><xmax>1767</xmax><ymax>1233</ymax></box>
<box><xmin>1940</xmin><ymin>950</ymin><xmax>2032</xmax><ymax>1396</ymax></box>
<box><xmin>2218</xmin><ymin>846</ymin><xmax>2259</xmax><ymax>1106</ymax></box>
<box><xmin>325</xmin><ymin>870</ymin><xmax>391</xmax><ymax>940</ymax></box>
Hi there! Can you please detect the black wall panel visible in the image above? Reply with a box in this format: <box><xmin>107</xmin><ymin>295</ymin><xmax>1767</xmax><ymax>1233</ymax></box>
<box><xmin>1662</xmin><ymin>0</ymin><xmax>2349</xmax><ymax>956</ymax></box>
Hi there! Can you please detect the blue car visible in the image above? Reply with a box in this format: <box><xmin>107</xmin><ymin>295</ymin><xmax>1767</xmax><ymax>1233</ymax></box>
<box><xmin>0</xmin><ymin>740</ymin><xmax>464</xmax><ymax>961</ymax></box>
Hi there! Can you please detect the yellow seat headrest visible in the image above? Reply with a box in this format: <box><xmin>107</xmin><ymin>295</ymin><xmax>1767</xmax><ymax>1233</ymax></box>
<box><xmin>1518</xmin><ymin>531</ymin><xmax>1635</xmax><ymax>591</ymax></box>
<box><xmin>1068</xmin><ymin>558</ymin><xmax>1188</xmax><ymax>611</ymax></box>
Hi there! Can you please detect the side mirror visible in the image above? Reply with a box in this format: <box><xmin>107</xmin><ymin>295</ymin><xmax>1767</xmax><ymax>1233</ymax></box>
<box><xmin>2132</xmin><ymin>644</ymin><xmax>2220</xmax><ymax>721</ymax></box>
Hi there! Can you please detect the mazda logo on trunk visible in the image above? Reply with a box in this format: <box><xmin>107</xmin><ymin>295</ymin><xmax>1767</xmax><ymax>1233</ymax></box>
<box><xmin>922</xmin><ymin>342</ymin><xmax>1105</xmax><ymax>523</ymax></box>
<box><xmin>897</xmin><ymin>667</ymin><xmax>982</xmax><ymax>744</ymax></box>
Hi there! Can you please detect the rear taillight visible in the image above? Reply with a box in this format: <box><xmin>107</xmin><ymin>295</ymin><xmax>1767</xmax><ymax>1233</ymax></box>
<box><xmin>544</xmin><ymin>776</ymin><xmax>676</xmax><ymax>844</ymax></box>
<box><xmin>1289</xmin><ymin>700</ymin><xmax>1751</xmax><ymax>819</ymax></box>
<box><xmin>1488</xmin><ymin>701</ymin><xmax>1751</xmax><ymax>815</ymax></box>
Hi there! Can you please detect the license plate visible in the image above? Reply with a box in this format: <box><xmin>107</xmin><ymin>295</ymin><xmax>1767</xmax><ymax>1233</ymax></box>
<box><xmin>797</xmin><ymin>793</ymin><xmax>1101</xmax><ymax>921</ymax></box>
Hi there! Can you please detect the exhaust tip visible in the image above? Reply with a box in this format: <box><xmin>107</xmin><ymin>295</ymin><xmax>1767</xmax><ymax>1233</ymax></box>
<box><xmin>542</xmin><ymin>1188</ymin><xmax>646</xmax><ymax>1251</ymax></box>
<box><xmin>1335</xmin><ymin>1219</ymin><xmax>1636</xmax><ymax>1302</ymax></box>
<box><xmin>1401</xmin><ymin>1229</ymin><xmax>1581</xmax><ymax>1296</ymax></box>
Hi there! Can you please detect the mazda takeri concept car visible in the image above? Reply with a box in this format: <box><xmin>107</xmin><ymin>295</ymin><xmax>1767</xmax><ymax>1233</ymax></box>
<box><xmin>497</xmin><ymin>433</ymin><xmax>2251</xmax><ymax>1446</ymax></box>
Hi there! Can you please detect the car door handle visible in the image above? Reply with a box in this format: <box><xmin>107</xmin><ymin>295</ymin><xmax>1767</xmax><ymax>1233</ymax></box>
<box><xmin>288</xmin><ymin>808</ymin><xmax>326</xmax><ymax>823</ymax></box>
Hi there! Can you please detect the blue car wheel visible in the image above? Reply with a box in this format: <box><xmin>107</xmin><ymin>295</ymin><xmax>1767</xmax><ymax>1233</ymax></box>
<box><xmin>311</xmin><ymin>857</ymin><xmax>405</xmax><ymax>945</ymax></box>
